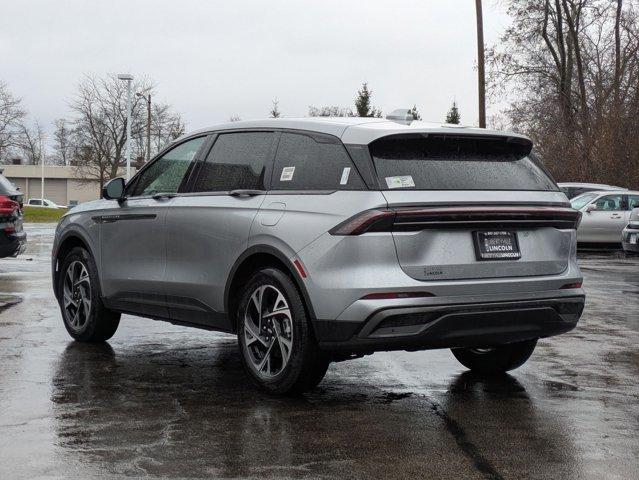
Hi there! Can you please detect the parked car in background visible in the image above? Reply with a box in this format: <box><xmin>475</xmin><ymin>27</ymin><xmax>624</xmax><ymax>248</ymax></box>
<box><xmin>27</xmin><ymin>198</ymin><xmax>66</xmax><ymax>209</ymax></box>
<box><xmin>622</xmin><ymin>208</ymin><xmax>639</xmax><ymax>254</ymax></box>
<box><xmin>52</xmin><ymin>118</ymin><xmax>585</xmax><ymax>394</ymax></box>
<box><xmin>558</xmin><ymin>182</ymin><xmax>626</xmax><ymax>199</ymax></box>
<box><xmin>571</xmin><ymin>190</ymin><xmax>639</xmax><ymax>245</ymax></box>
<box><xmin>0</xmin><ymin>172</ymin><xmax>26</xmax><ymax>258</ymax></box>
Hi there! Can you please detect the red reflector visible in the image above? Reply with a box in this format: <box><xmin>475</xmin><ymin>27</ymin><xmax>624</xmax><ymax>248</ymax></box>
<box><xmin>3</xmin><ymin>226</ymin><xmax>16</xmax><ymax>234</ymax></box>
<box><xmin>560</xmin><ymin>282</ymin><xmax>583</xmax><ymax>289</ymax></box>
<box><xmin>293</xmin><ymin>259</ymin><xmax>307</xmax><ymax>278</ymax></box>
<box><xmin>361</xmin><ymin>291</ymin><xmax>434</xmax><ymax>300</ymax></box>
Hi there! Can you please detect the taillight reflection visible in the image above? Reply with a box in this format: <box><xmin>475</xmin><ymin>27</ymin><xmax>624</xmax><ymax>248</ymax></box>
<box><xmin>361</xmin><ymin>291</ymin><xmax>434</xmax><ymax>300</ymax></box>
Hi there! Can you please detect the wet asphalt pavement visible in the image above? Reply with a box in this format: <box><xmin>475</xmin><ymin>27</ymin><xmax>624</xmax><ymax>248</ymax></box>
<box><xmin>0</xmin><ymin>224</ymin><xmax>638</xmax><ymax>479</ymax></box>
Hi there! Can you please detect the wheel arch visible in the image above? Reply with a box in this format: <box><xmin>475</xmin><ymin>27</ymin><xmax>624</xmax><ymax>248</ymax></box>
<box><xmin>224</xmin><ymin>245</ymin><xmax>316</xmax><ymax>333</ymax></box>
<box><xmin>53</xmin><ymin>230</ymin><xmax>98</xmax><ymax>301</ymax></box>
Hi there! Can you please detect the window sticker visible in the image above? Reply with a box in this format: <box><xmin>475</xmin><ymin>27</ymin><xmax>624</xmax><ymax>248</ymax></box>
<box><xmin>385</xmin><ymin>175</ymin><xmax>415</xmax><ymax>189</ymax></box>
<box><xmin>340</xmin><ymin>167</ymin><xmax>351</xmax><ymax>185</ymax></box>
<box><xmin>280</xmin><ymin>166</ymin><xmax>295</xmax><ymax>181</ymax></box>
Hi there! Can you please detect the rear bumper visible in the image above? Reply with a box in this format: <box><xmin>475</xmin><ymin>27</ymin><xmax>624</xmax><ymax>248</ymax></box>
<box><xmin>622</xmin><ymin>227</ymin><xmax>639</xmax><ymax>253</ymax></box>
<box><xmin>315</xmin><ymin>294</ymin><xmax>584</xmax><ymax>353</ymax></box>
<box><xmin>0</xmin><ymin>230</ymin><xmax>27</xmax><ymax>258</ymax></box>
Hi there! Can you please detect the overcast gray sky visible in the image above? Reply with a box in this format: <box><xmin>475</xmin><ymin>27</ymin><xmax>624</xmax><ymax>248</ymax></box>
<box><xmin>0</xmin><ymin>0</ymin><xmax>509</xmax><ymax>138</ymax></box>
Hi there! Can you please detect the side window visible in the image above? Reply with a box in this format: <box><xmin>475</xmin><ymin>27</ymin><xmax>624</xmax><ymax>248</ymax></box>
<box><xmin>192</xmin><ymin>132</ymin><xmax>274</xmax><ymax>192</ymax></box>
<box><xmin>272</xmin><ymin>133</ymin><xmax>365</xmax><ymax>190</ymax></box>
<box><xmin>129</xmin><ymin>137</ymin><xmax>205</xmax><ymax>197</ymax></box>
<box><xmin>593</xmin><ymin>194</ymin><xmax>624</xmax><ymax>211</ymax></box>
<box><xmin>628</xmin><ymin>195</ymin><xmax>639</xmax><ymax>210</ymax></box>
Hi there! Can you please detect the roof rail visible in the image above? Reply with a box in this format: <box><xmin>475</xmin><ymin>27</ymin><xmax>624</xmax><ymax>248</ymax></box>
<box><xmin>386</xmin><ymin>109</ymin><xmax>414</xmax><ymax>125</ymax></box>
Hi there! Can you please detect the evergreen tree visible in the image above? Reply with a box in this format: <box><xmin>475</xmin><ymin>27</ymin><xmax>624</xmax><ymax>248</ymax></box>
<box><xmin>354</xmin><ymin>82</ymin><xmax>382</xmax><ymax>117</ymax></box>
<box><xmin>269</xmin><ymin>99</ymin><xmax>281</xmax><ymax>118</ymax></box>
<box><xmin>445</xmin><ymin>101</ymin><xmax>461</xmax><ymax>124</ymax></box>
<box><xmin>408</xmin><ymin>104</ymin><xmax>422</xmax><ymax>121</ymax></box>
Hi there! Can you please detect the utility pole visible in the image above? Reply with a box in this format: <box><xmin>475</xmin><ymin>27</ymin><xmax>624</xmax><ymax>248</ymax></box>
<box><xmin>475</xmin><ymin>0</ymin><xmax>486</xmax><ymax>128</ymax></box>
<box><xmin>137</xmin><ymin>92</ymin><xmax>152</xmax><ymax>163</ymax></box>
<box><xmin>40</xmin><ymin>142</ymin><xmax>44</xmax><ymax>202</ymax></box>
<box><xmin>117</xmin><ymin>73</ymin><xmax>134</xmax><ymax>180</ymax></box>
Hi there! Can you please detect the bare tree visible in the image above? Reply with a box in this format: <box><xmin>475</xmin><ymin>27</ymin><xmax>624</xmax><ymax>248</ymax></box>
<box><xmin>308</xmin><ymin>105</ymin><xmax>354</xmax><ymax>117</ymax></box>
<box><xmin>18</xmin><ymin>121</ymin><xmax>45</xmax><ymax>165</ymax></box>
<box><xmin>67</xmin><ymin>74</ymin><xmax>185</xmax><ymax>188</ymax></box>
<box><xmin>0</xmin><ymin>81</ymin><xmax>26</xmax><ymax>162</ymax></box>
<box><xmin>136</xmin><ymin>102</ymin><xmax>185</xmax><ymax>158</ymax></box>
<box><xmin>487</xmin><ymin>0</ymin><xmax>639</xmax><ymax>187</ymax></box>
<box><xmin>51</xmin><ymin>119</ymin><xmax>74</xmax><ymax>166</ymax></box>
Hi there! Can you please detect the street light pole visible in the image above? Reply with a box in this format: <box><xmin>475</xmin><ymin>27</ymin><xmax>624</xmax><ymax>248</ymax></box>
<box><xmin>137</xmin><ymin>92</ymin><xmax>152</xmax><ymax>163</ymax></box>
<box><xmin>146</xmin><ymin>93</ymin><xmax>151</xmax><ymax>163</ymax></box>
<box><xmin>117</xmin><ymin>73</ymin><xmax>134</xmax><ymax>180</ymax></box>
<box><xmin>40</xmin><ymin>142</ymin><xmax>44</xmax><ymax>202</ymax></box>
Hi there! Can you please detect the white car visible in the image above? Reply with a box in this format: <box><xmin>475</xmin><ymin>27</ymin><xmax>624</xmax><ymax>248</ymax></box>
<box><xmin>622</xmin><ymin>208</ymin><xmax>639</xmax><ymax>253</ymax></box>
<box><xmin>558</xmin><ymin>182</ymin><xmax>626</xmax><ymax>199</ymax></box>
<box><xmin>571</xmin><ymin>190</ymin><xmax>639</xmax><ymax>244</ymax></box>
<box><xmin>26</xmin><ymin>198</ymin><xmax>66</xmax><ymax>209</ymax></box>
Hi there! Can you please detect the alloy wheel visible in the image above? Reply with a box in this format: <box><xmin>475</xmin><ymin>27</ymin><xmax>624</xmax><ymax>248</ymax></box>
<box><xmin>243</xmin><ymin>284</ymin><xmax>294</xmax><ymax>379</ymax></box>
<box><xmin>62</xmin><ymin>260</ymin><xmax>92</xmax><ymax>331</ymax></box>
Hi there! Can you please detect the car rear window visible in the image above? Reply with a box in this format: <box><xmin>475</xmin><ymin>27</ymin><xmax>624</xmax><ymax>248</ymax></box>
<box><xmin>369</xmin><ymin>134</ymin><xmax>558</xmax><ymax>191</ymax></box>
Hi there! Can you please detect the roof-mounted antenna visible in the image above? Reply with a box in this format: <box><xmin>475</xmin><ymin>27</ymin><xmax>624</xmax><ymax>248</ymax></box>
<box><xmin>386</xmin><ymin>109</ymin><xmax>413</xmax><ymax>125</ymax></box>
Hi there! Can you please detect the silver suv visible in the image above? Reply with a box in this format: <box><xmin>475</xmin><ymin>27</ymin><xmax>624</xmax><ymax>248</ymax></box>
<box><xmin>52</xmin><ymin>118</ymin><xmax>585</xmax><ymax>393</ymax></box>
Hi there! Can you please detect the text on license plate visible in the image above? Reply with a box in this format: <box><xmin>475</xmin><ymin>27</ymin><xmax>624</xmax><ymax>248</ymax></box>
<box><xmin>473</xmin><ymin>231</ymin><xmax>521</xmax><ymax>260</ymax></box>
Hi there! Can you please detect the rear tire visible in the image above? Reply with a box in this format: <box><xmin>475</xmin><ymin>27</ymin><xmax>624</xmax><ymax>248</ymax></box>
<box><xmin>451</xmin><ymin>339</ymin><xmax>537</xmax><ymax>373</ymax></box>
<box><xmin>237</xmin><ymin>267</ymin><xmax>329</xmax><ymax>394</ymax></box>
<box><xmin>57</xmin><ymin>247</ymin><xmax>120</xmax><ymax>342</ymax></box>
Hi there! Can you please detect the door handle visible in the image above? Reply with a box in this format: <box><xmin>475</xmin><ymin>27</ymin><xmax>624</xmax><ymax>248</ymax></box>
<box><xmin>152</xmin><ymin>192</ymin><xmax>177</xmax><ymax>201</ymax></box>
<box><xmin>610</xmin><ymin>214</ymin><xmax>622</xmax><ymax>218</ymax></box>
<box><xmin>229</xmin><ymin>189</ymin><xmax>265</xmax><ymax>197</ymax></box>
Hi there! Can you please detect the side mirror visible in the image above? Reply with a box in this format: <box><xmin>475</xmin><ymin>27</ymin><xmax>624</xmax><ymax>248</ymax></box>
<box><xmin>102</xmin><ymin>177</ymin><xmax>126</xmax><ymax>201</ymax></box>
<box><xmin>586</xmin><ymin>203</ymin><xmax>597</xmax><ymax>212</ymax></box>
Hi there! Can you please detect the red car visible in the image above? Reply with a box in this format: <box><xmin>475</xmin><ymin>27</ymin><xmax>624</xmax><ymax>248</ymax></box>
<box><xmin>0</xmin><ymin>173</ymin><xmax>26</xmax><ymax>258</ymax></box>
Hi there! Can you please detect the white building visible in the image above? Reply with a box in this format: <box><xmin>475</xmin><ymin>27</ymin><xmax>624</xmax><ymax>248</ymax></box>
<box><xmin>1</xmin><ymin>165</ymin><xmax>134</xmax><ymax>206</ymax></box>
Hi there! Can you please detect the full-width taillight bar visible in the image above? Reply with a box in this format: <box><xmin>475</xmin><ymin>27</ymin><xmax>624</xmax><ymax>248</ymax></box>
<box><xmin>329</xmin><ymin>205</ymin><xmax>582</xmax><ymax>235</ymax></box>
<box><xmin>329</xmin><ymin>208</ymin><xmax>395</xmax><ymax>235</ymax></box>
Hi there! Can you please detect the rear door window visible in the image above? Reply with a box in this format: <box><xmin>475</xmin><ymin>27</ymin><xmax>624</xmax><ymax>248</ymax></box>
<box><xmin>271</xmin><ymin>133</ymin><xmax>365</xmax><ymax>190</ymax></box>
<box><xmin>192</xmin><ymin>132</ymin><xmax>274</xmax><ymax>192</ymax></box>
<box><xmin>369</xmin><ymin>134</ymin><xmax>558</xmax><ymax>191</ymax></box>
<box><xmin>627</xmin><ymin>195</ymin><xmax>639</xmax><ymax>210</ymax></box>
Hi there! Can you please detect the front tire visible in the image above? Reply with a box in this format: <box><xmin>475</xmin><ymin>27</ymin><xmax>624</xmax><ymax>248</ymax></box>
<box><xmin>451</xmin><ymin>339</ymin><xmax>537</xmax><ymax>373</ymax></box>
<box><xmin>237</xmin><ymin>268</ymin><xmax>329</xmax><ymax>394</ymax></box>
<box><xmin>57</xmin><ymin>247</ymin><xmax>120</xmax><ymax>342</ymax></box>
